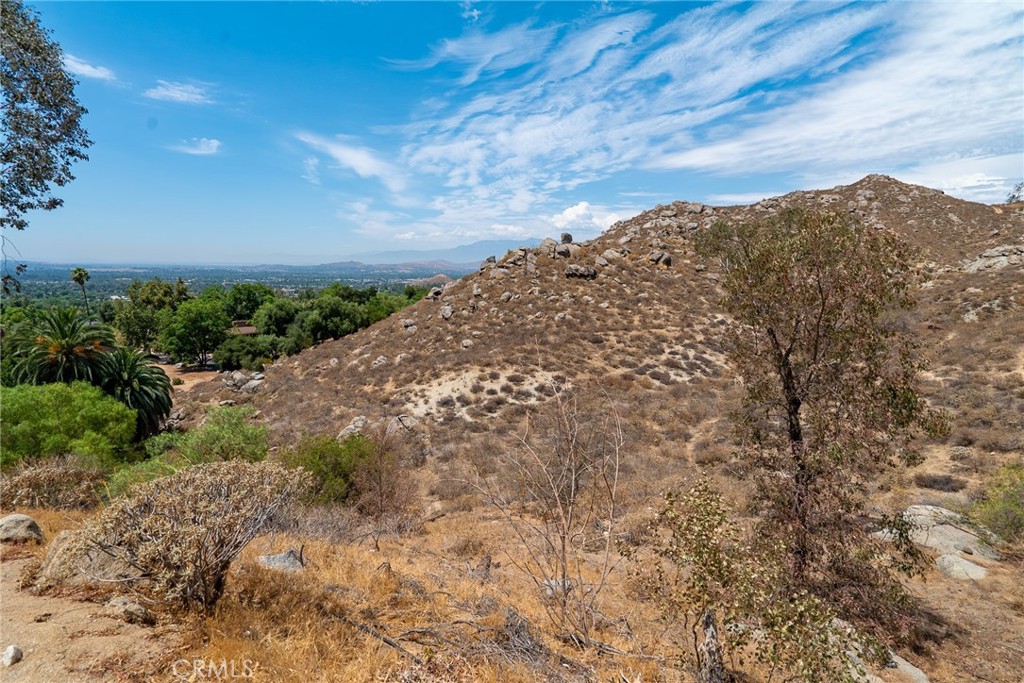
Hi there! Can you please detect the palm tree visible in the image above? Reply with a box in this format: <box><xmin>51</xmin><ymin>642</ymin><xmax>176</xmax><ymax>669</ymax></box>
<box><xmin>10</xmin><ymin>307</ymin><xmax>115</xmax><ymax>384</ymax></box>
<box><xmin>71</xmin><ymin>267</ymin><xmax>91</xmax><ymax>315</ymax></box>
<box><xmin>99</xmin><ymin>347</ymin><xmax>173</xmax><ymax>439</ymax></box>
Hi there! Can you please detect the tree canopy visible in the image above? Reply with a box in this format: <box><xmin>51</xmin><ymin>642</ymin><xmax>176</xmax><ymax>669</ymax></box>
<box><xmin>1</xmin><ymin>0</ymin><xmax>92</xmax><ymax>292</ymax></box>
<box><xmin>695</xmin><ymin>208</ymin><xmax>947</xmax><ymax>642</ymax></box>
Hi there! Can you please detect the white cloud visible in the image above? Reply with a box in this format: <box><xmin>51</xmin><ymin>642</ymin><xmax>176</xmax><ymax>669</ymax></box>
<box><xmin>460</xmin><ymin>1</ymin><xmax>480</xmax><ymax>23</ymax></box>
<box><xmin>549</xmin><ymin>201</ymin><xmax>625</xmax><ymax>236</ymax></box>
<box><xmin>169</xmin><ymin>138</ymin><xmax>222</xmax><ymax>156</ymax></box>
<box><xmin>64</xmin><ymin>54</ymin><xmax>116</xmax><ymax>81</ymax></box>
<box><xmin>389</xmin><ymin>21</ymin><xmax>559</xmax><ymax>85</ymax></box>
<box><xmin>649</xmin><ymin>2</ymin><xmax>1023</xmax><ymax>188</ymax></box>
<box><xmin>705</xmin><ymin>192</ymin><xmax>777</xmax><ymax>205</ymax></box>
<box><xmin>301</xmin><ymin>157</ymin><xmax>320</xmax><ymax>185</ymax></box>
<box><xmin>144</xmin><ymin>80</ymin><xmax>213</xmax><ymax>104</ymax></box>
<box><xmin>296</xmin><ymin>132</ymin><xmax>406</xmax><ymax>193</ymax></box>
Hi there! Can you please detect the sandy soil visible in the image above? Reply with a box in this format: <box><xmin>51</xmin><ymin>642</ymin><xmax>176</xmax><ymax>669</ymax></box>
<box><xmin>0</xmin><ymin>553</ymin><xmax>182</xmax><ymax>682</ymax></box>
<box><xmin>158</xmin><ymin>364</ymin><xmax>219</xmax><ymax>396</ymax></box>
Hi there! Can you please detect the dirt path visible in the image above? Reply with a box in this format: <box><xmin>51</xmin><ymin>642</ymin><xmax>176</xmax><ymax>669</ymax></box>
<box><xmin>0</xmin><ymin>554</ymin><xmax>182</xmax><ymax>682</ymax></box>
<box><xmin>158</xmin><ymin>364</ymin><xmax>219</xmax><ymax>396</ymax></box>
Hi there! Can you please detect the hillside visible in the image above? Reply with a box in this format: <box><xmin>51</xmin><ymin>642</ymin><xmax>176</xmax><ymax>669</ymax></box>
<box><xmin>165</xmin><ymin>175</ymin><xmax>1024</xmax><ymax>682</ymax></box>
<box><xmin>183</xmin><ymin>175</ymin><xmax>1022</xmax><ymax>453</ymax></box>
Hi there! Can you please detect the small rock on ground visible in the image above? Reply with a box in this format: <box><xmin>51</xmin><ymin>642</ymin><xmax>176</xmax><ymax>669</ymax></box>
<box><xmin>0</xmin><ymin>514</ymin><xmax>44</xmax><ymax>544</ymax></box>
<box><xmin>3</xmin><ymin>645</ymin><xmax>23</xmax><ymax>667</ymax></box>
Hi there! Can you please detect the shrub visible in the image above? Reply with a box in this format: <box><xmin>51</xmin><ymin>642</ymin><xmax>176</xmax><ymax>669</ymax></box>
<box><xmin>972</xmin><ymin>462</ymin><xmax>1024</xmax><ymax>543</ymax></box>
<box><xmin>281</xmin><ymin>434</ymin><xmax>373</xmax><ymax>504</ymax></box>
<box><xmin>177</xmin><ymin>406</ymin><xmax>268</xmax><ymax>463</ymax></box>
<box><xmin>80</xmin><ymin>461</ymin><xmax>310</xmax><ymax>611</ymax></box>
<box><xmin>105</xmin><ymin>453</ymin><xmax>185</xmax><ymax>499</ymax></box>
<box><xmin>913</xmin><ymin>472</ymin><xmax>967</xmax><ymax>492</ymax></box>
<box><xmin>213</xmin><ymin>334</ymin><xmax>281</xmax><ymax>371</ymax></box>
<box><xmin>0</xmin><ymin>382</ymin><xmax>136</xmax><ymax>468</ymax></box>
<box><xmin>0</xmin><ymin>457</ymin><xmax>105</xmax><ymax>509</ymax></box>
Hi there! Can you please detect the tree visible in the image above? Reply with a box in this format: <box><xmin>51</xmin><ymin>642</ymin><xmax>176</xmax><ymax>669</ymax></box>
<box><xmin>225</xmin><ymin>283</ymin><xmax>275</xmax><ymax>321</ymax></box>
<box><xmin>126</xmin><ymin>276</ymin><xmax>190</xmax><ymax>312</ymax></box>
<box><xmin>159</xmin><ymin>298</ymin><xmax>229</xmax><ymax>365</ymax></box>
<box><xmin>212</xmin><ymin>334</ymin><xmax>280</xmax><ymax>371</ymax></box>
<box><xmin>9</xmin><ymin>306</ymin><xmax>114</xmax><ymax>384</ymax></box>
<box><xmin>70</xmin><ymin>266</ymin><xmax>90</xmax><ymax>314</ymax></box>
<box><xmin>113</xmin><ymin>300</ymin><xmax>161</xmax><ymax>350</ymax></box>
<box><xmin>1</xmin><ymin>0</ymin><xmax>92</xmax><ymax>293</ymax></box>
<box><xmin>694</xmin><ymin>209</ymin><xmax>946</xmax><ymax>642</ymax></box>
<box><xmin>0</xmin><ymin>381</ymin><xmax>136</xmax><ymax>467</ymax></box>
<box><xmin>252</xmin><ymin>297</ymin><xmax>299</xmax><ymax>337</ymax></box>
<box><xmin>98</xmin><ymin>347</ymin><xmax>172</xmax><ymax>439</ymax></box>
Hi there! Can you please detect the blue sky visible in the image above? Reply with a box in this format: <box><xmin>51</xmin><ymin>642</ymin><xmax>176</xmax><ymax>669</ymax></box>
<box><xmin>16</xmin><ymin>1</ymin><xmax>1024</xmax><ymax>265</ymax></box>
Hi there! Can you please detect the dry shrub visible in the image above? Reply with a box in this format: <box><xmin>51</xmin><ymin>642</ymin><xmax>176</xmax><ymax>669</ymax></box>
<box><xmin>0</xmin><ymin>457</ymin><xmax>105</xmax><ymax>510</ymax></box>
<box><xmin>80</xmin><ymin>461</ymin><xmax>310</xmax><ymax>612</ymax></box>
<box><xmin>912</xmin><ymin>472</ymin><xmax>968</xmax><ymax>492</ymax></box>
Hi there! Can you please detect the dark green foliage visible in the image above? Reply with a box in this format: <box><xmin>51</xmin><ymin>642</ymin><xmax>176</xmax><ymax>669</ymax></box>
<box><xmin>251</xmin><ymin>297</ymin><xmax>298</xmax><ymax>336</ymax></box>
<box><xmin>306</xmin><ymin>295</ymin><xmax>368</xmax><ymax>342</ymax></box>
<box><xmin>8</xmin><ymin>306</ymin><xmax>115</xmax><ymax>384</ymax></box>
<box><xmin>282</xmin><ymin>433</ymin><xmax>373</xmax><ymax>504</ymax></box>
<box><xmin>160</xmin><ymin>298</ymin><xmax>230</xmax><ymax>365</ymax></box>
<box><xmin>225</xmin><ymin>283</ymin><xmax>275</xmax><ymax>321</ymax></box>
<box><xmin>1</xmin><ymin>0</ymin><xmax>92</xmax><ymax>291</ymax></box>
<box><xmin>213</xmin><ymin>334</ymin><xmax>280</xmax><ymax>371</ymax></box>
<box><xmin>0</xmin><ymin>381</ymin><xmax>136</xmax><ymax>467</ymax></box>
<box><xmin>114</xmin><ymin>300</ymin><xmax>161</xmax><ymax>350</ymax></box>
<box><xmin>126</xmin><ymin>276</ymin><xmax>190</xmax><ymax>312</ymax></box>
<box><xmin>98</xmin><ymin>347</ymin><xmax>173</xmax><ymax>439</ymax></box>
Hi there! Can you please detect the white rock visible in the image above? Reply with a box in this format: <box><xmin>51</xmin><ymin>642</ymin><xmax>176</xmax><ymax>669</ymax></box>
<box><xmin>935</xmin><ymin>554</ymin><xmax>987</xmax><ymax>581</ymax></box>
<box><xmin>3</xmin><ymin>645</ymin><xmax>23</xmax><ymax>667</ymax></box>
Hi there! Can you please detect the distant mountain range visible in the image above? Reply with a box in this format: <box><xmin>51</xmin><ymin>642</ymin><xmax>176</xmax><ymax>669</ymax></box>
<box><xmin>347</xmin><ymin>239</ymin><xmax>544</xmax><ymax>266</ymax></box>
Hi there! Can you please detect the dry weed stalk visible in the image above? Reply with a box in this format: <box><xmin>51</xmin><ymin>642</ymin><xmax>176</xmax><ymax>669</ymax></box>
<box><xmin>474</xmin><ymin>382</ymin><xmax>624</xmax><ymax>649</ymax></box>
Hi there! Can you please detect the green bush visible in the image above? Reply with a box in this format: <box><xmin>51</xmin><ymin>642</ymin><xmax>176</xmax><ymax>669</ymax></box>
<box><xmin>177</xmin><ymin>406</ymin><xmax>269</xmax><ymax>464</ymax></box>
<box><xmin>213</xmin><ymin>334</ymin><xmax>280</xmax><ymax>371</ymax></box>
<box><xmin>972</xmin><ymin>462</ymin><xmax>1024</xmax><ymax>543</ymax></box>
<box><xmin>0</xmin><ymin>382</ymin><xmax>136</xmax><ymax>468</ymax></box>
<box><xmin>105</xmin><ymin>453</ymin><xmax>185</xmax><ymax>499</ymax></box>
<box><xmin>282</xmin><ymin>434</ymin><xmax>373</xmax><ymax>504</ymax></box>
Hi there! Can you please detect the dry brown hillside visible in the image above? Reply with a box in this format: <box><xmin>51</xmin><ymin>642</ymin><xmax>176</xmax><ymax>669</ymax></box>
<box><xmin>157</xmin><ymin>174</ymin><xmax>1024</xmax><ymax>682</ymax></box>
<box><xmin>182</xmin><ymin>174</ymin><xmax>1023</xmax><ymax>459</ymax></box>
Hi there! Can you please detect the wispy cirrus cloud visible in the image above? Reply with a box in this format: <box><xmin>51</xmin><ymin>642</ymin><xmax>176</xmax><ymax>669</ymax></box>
<box><xmin>296</xmin><ymin>132</ymin><xmax>406</xmax><ymax>193</ymax></box>
<box><xmin>312</xmin><ymin>1</ymin><xmax>1022</xmax><ymax>245</ymax></box>
<box><xmin>144</xmin><ymin>80</ymin><xmax>214</xmax><ymax>104</ymax></box>
<box><xmin>169</xmin><ymin>138</ymin><xmax>221</xmax><ymax>156</ymax></box>
<box><xmin>64</xmin><ymin>54</ymin><xmax>116</xmax><ymax>81</ymax></box>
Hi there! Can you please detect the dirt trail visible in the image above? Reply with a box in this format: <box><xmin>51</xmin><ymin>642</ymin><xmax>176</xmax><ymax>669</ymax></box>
<box><xmin>0</xmin><ymin>554</ymin><xmax>181</xmax><ymax>682</ymax></box>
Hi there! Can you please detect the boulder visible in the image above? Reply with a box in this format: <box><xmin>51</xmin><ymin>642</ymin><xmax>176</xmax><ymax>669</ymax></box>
<box><xmin>649</xmin><ymin>250</ymin><xmax>672</xmax><ymax>267</ymax></box>
<box><xmin>105</xmin><ymin>596</ymin><xmax>157</xmax><ymax>625</ymax></box>
<box><xmin>439</xmin><ymin>304</ymin><xmax>455</xmax><ymax>320</ymax></box>
<box><xmin>0</xmin><ymin>513</ymin><xmax>44</xmax><ymax>544</ymax></box>
<box><xmin>427</xmin><ymin>287</ymin><xmax>443</xmax><ymax>300</ymax></box>
<box><xmin>258</xmin><ymin>548</ymin><xmax>305</xmax><ymax>572</ymax></box>
<box><xmin>371</xmin><ymin>355</ymin><xmax>388</xmax><ymax>368</ymax></box>
<box><xmin>338</xmin><ymin>415</ymin><xmax>368</xmax><ymax>440</ymax></box>
<box><xmin>564</xmin><ymin>265</ymin><xmax>598</xmax><ymax>279</ymax></box>
<box><xmin>480</xmin><ymin>255</ymin><xmax>496</xmax><ymax>269</ymax></box>
<box><xmin>903</xmin><ymin>505</ymin><xmax>1001</xmax><ymax>560</ymax></box>
<box><xmin>461</xmin><ymin>339</ymin><xmax>474</xmax><ymax>349</ymax></box>
<box><xmin>240</xmin><ymin>379</ymin><xmax>263</xmax><ymax>394</ymax></box>
<box><xmin>560</xmin><ymin>232</ymin><xmax>573</xmax><ymax>244</ymax></box>
<box><xmin>34</xmin><ymin>530</ymin><xmax>137</xmax><ymax>590</ymax></box>
<box><xmin>935</xmin><ymin>554</ymin><xmax>987</xmax><ymax>581</ymax></box>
